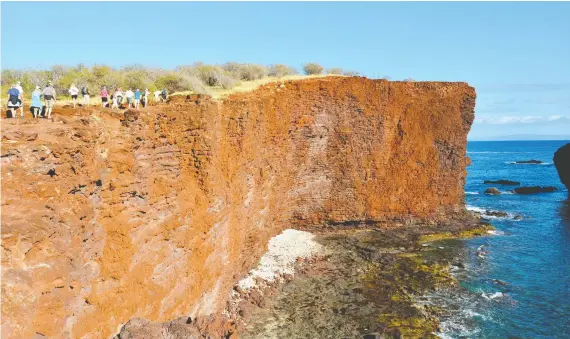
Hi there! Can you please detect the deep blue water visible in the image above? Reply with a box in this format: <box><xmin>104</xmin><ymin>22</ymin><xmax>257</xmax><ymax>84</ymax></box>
<box><xmin>424</xmin><ymin>140</ymin><xmax>570</xmax><ymax>339</ymax></box>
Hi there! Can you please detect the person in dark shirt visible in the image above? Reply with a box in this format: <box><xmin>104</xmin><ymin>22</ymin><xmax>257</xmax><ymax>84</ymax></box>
<box><xmin>7</xmin><ymin>84</ymin><xmax>23</xmax><ymax>118</ymax></box>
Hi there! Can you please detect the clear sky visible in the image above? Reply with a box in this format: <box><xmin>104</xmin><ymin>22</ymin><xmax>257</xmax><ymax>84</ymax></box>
<box><xmin>2</xmin><ymin>1</ymin><xmax>569</xmax><ymax>140</ymax></box>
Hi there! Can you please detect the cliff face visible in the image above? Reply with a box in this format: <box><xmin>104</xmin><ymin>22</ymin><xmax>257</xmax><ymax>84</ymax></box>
<box><xmin>554</xmin><ymin>143</ymin><xmax>570</xmax><ymax>193</ymax></box>
<box><xmin>1</xmin><ymin>77</ymin><xmax>475</xmax><ymax>339</ymax></box>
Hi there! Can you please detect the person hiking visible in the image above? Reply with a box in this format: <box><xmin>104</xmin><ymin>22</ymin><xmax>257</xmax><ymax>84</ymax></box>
<box><xmin>69</xmin><ymin>83</ymin><xmax>79</xmax><ymax>108</ymax></box>
<box><xmin>161</xmin><ymin>88</ymin><xmax>168</xmax><ymax>102</ymax></box>
<box><xmin>125</xmin><ymin>88</ymin><xmax>134</xmax><ymax>108</ymax></box>
<box><xmin>134</xmin><ymin>88</ymin><xmax>141</xmax><ymax>109</ymax></box>
<box><xmin>143</xmin><ymin>88</ymin><xmax>150</xmax><ymax>107</ymax></box>
<box><xmin>153</xmin><ymin>90</ymin><xmax>161</xmax><ymax>103</ymax></box>
<box><xmin>111</xmin><ymin>89</ymin><xmax>119</xmax><ymax>111</ymax></box>
<box><xmin>42</xmin><ymin>81</ymin><xmax>57</xmax><ymax>119</ymax></box>
<box><xmin>31</xmin><ymin>86</ymin><xmax>43</xmax><ymax>118</ymax></box>
<box><xmin>15</xmin><ymin>81</ymin><xmax>24</xmax><ymax>116</ymax></box>
<box><xmin>6</xmin><ymin>84</ymin><xmax>23</xmax><ymax>118</ymax></box>
<box><xmin>116</xmin><ymin>88</ymin><xmax>124</xmax><ymax>107</ymax></box>
<box><xmin>100</xmin><ymin>86</ymin><xmax>109</xmax><ymax>108</ymax></box>
<box><xmin>81</xmin><ymin>85</ymin><xmax>91</xmax><ymax>107</ymax></box>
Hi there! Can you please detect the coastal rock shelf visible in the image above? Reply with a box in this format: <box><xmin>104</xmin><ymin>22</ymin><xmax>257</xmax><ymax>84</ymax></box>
<box><xmin>0</xmin><ymin>77</ymin><xmax>475</xmax><ymax>338</ymax></box>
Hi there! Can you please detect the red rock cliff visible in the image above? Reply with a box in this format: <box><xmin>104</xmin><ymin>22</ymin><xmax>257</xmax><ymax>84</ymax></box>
<box><xmin>1</xmin><ymin>77</ymin><xmax>475</xmax><ymax>338</ymax></box>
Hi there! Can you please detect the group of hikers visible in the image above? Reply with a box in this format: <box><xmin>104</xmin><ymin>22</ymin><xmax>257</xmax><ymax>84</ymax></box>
<box><xmin>7</xmin><ymin>81</ymin><xmax>57</xmax><ymax>119</ymax></box>
<box><xmin>5</xmin><ymin>81</ymin><xmax>169</xmax><ymax>119</ymax></box>
<box><xmin>99</xmin><ymin>87</ymin><xmax>168</xmax><ymax>111</ymax></box>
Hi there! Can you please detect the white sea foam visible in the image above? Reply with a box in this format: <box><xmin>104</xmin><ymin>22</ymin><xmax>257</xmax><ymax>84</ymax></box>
<box><xmin>482</xmin><ymin>291</ymin><xmax>505</xmax><ymax>300</ymax></box>
<box><xmin>466</xmin><ymin>205</ymin><xmax>486</xmax><ymax>213</ymax></box>
<box><xmin>466</xmin><ymin>205</ymin><xmax>521</xmax><ymax>221</ymax></box>
<box><xmin>465</xmin><ymin>191</ymin><xmax>480</xmax><ymax>195</ymax></box>
<box><xmin>487</xmin><ymin>230</ymin><xmax>505</xmax><ymax>236</ymax></box>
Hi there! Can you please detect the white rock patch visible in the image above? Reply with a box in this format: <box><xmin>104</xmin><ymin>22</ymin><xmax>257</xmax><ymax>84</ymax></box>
<box><xmin>237</xmin><ymin>229</ymin><xmax>323</xmax><ymax>291</ymax></box>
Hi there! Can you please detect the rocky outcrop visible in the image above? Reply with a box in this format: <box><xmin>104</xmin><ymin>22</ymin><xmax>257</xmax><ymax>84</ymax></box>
<box><xmin>484</xmin><ymin>187</ymin><xmax>501</xmax><ymax>195</ymax></box>
<box><xmin>554</xmin><ymin>143</ymin><xmax>570</xmax><ymax>192</ymax></box>
<box><xmin>483</xmin><ymin>180</ymin><xmax>520</xmax><ymax>186</ymax></box>
<box><xmin>0</xmin><ymin>77</ymin><xmax>475</xmax><ymax>339</ymax></box>
<box><xmin>513</xmin><ymin>186</ymin><xmax>558</xmax><ymax>194</ymax></box>
<box><xmin>515</xmin><ymin>160</ymin><xmax>543</xmax><ymax>164</ymax></box>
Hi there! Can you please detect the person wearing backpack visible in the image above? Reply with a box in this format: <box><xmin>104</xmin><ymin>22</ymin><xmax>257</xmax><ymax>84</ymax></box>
<box><xmin>161</xmin><ymin>88</ymin><xmax>168</xmax><ymax>102</ymax></box>
<box><xmin>6</xmin><ymin>84</ymin><xmax>23</xmax><ymax>118</ymax></box>
<box><xmin>42</xmin><ymin>81</ymin><xmax>57</xmax><ymax>119</ymax></box>
<box><xmin>81</xmin><ymin>85</ymin><xmax>91</xmax><ymax>107</ymax></box>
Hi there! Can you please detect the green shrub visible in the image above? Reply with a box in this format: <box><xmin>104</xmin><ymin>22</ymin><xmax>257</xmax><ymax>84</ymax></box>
<box><xmin>327</xmin><ymin>68</ymin><xmax>343</xmax><ymax>75</ymax></box>
<box><xmin>268</xmin><ymin>64</ymin><xmax>297</xmax><ymax>77</ymax></box>
<box><xmin>155</xmin><ymin>73</ymin><xmax>188</xmax><ymax>93</ymax></box>
<box><xmin>303</xmin><ymin>63</ymin><xmax>324</xmax><ymax>75</ymax></box>
<box><xmin>2</xmin><ymin>62</ymin><xmax>360</xmax><ymax>97</ymax></box>
<box><xmin>222</xmin><ymin>63</ymin><xmax>266</xmax><ymax>81</ymax></box>
<box><xmin>239</xmin><ymin>64</ymin><xmax>267</xmax><ymax>81</ymax></box>
<box><xmin>183</xmin><ymin>75</ymin><xmax>211</xmax><ymax>95</ymax></box>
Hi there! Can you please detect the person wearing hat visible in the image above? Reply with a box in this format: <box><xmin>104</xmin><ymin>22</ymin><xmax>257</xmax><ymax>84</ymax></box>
<box><xmin>42</xmin><ymin>81</ymin><xmax>57</xmax><ymax>119</ymax></box>
<box><xmin>6</xmin><ymin>84</ymin><xmax>23</xmax><ymax>118</ymax></box>
<box><xmin>31</xmin><ymin>86</ymin><xmax>43</xmax><ymax>118</ymax></box>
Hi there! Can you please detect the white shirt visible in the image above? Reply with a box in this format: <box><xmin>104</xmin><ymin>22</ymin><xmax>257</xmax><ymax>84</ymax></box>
<box><xmin>16</xmin><ymin>85</ymin><xmax>23</xmax><ymax>95</ymax></box>
<box><xmin>125</xmin><ymin>90</ymin><xmax>134</xmax><ymax>98</ymax></box>
<box><xmin>69</xmin><ymin>87</ymin><xmax>79</xmax><ymax>95</ymax></box>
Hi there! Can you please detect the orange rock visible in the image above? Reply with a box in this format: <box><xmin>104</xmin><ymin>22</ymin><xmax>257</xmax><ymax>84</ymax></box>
<box><xmin>0</xmin><ymin>77</ymin><xmax>475</xmax><ymax>338</ymax></box>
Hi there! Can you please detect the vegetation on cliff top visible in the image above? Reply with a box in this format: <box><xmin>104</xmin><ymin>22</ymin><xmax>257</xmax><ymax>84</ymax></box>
<box><xmin>1</xmin><ymin>62</ymin><xmax>361</xmax><ymax>100</ymax></box>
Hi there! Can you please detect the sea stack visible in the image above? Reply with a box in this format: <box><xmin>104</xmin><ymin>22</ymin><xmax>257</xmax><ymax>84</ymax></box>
<box><xmin>553</xmin><ymin>143</ymin><xmax>570</xmax><ymax>193</ymax></box>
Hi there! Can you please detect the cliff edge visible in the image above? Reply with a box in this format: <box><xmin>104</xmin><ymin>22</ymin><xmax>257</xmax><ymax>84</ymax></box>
<box><xmin>1</xmin><ymin>77</ymin><xmax>475</xmax><ymax>338</ymax></box>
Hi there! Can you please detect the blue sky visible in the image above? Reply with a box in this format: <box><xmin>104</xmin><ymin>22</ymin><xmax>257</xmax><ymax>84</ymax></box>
<box><xmin>2</xmin><ymin>1</ymin><xmax>569</xmax><ymax>140</ymax></box>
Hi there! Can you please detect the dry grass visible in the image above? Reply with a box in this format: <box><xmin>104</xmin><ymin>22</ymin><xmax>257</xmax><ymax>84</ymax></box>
<box><xmin>4</xmin><ymin>74</ymin><xmax>345</xmax><ymax>108</ymax></box>
<box><xmin>171</xmin><ymin>74</ymin><xmax>344</xmax><ymax>100</ymax></box>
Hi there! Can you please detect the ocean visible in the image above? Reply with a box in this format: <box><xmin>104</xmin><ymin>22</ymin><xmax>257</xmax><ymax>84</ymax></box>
<box><xmin>424</xmin><ymin>140</ymin><xmax>570</xmax><ymax>339</ymax></box>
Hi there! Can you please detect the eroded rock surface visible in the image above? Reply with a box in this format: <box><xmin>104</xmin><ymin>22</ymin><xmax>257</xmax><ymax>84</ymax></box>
<box><xmin>513</xmin><ymin>186</ymin><xmax>558</xmax><ymax>194</ymax></box>
<box><xmin>554</xmin><ymin>143</ymin><xmax>570</xmax><ymax>193</ymax></box>
<box><xmin>1</xmin><ymin>77</ymin><xmax>475</xmax><ymax>338</ymax></box>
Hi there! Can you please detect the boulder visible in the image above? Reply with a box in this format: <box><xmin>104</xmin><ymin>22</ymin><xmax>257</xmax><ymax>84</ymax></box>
<box><xmin>483</xmin><ymin>180</ymin><xmax>520</xmax><ymax>186</ymax></box>
<box><xmin>484</xmin><ymin>187</ymin><xmax>500</xmax><ymax>195</ymax></box>
<box><xmin>513</xmin><ymin>186</ymin><xmax>557</xmax><ymax>194</ymax></box>
<box><xmin>2</xmin><ymin>131</ymin><xmax>39</xmax><ymax>141</ymax></box>
<box><xmin>553</xmin><ymin>143</ymin><xmax>570</xmax><ymax>192</ymax></box>
<box><xmin>484</xmin><ymin>210</ymin><xmax>508</xmax><ymax>218</ymax></box>
<box><xmin>515</xmin><ymin>160</ymin><xmax>543</xmax><ymax>164</ymax></box>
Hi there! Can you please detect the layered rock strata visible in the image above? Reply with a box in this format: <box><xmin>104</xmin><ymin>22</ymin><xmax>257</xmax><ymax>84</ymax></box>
<box><xmin>1</xmin><ymin>77</ymin><xmax>475</xmax><ymax>338</ymax></box>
